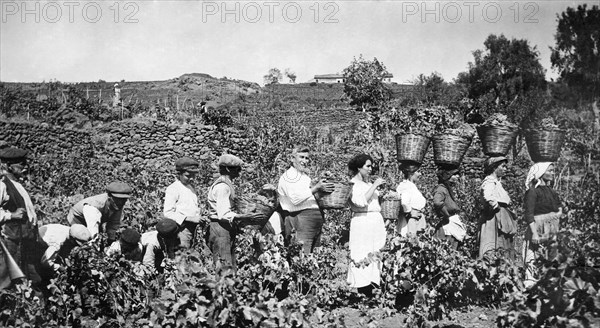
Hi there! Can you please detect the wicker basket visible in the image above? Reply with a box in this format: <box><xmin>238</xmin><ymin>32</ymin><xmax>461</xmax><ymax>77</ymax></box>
<box><xmin>525</xmin><ymin>129</ymin><xmax>566</xmax><ymax>162</ymax></box>
<box><xmin>316</xmin><ymin>182</ymin><xmax>353</xmax><ymax>209</ymax></box>
<box><xmin>395</xmin><ymin>133</ymin><xmax>431</xmax><ymax>163</ymax></box>
<box><xmin>432</xmin><ymin>133</ymin><xmax>473</xmax><ymax>166</ymax></box>
<box><xmin>235</xmin><ymin>198</ymin><xmax>276</xmax><ymax>227</ymax></box>
<box><xmin>380</xmin><ymin>199</ymin><xmax>402</xmax><ymax>220</ymax></box>
<box><xmin>476</xmin><ymin>124</ymin><xmax>519</xmax><ymax>156</ymax></box>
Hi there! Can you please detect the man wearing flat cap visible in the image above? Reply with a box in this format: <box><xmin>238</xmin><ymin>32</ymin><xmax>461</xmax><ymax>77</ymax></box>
<box><xmin>206</xmin><ymin>154</ymin><xmax>262</xmax><ymax>270</ymax></box>
<box><xmin>105</xmin><ymin>227</ymin><xmax>143</xmax><ymax>261</ymax></box>
<box><xmin>67</xmin><ymin>181</ymin><xmax>132</xmax><ymax>246</ymax></box>
<box><xmin>141</xmin><ymin>218</ymin><xmax>180</xmax><ymax>271</ymax></box>
<box><xmin>163</xmin><ymin>157</ymin><xmax>205</xmax><ymax>249</ymax></box>
<box><xmin>37</xmin><ymin>224</ymin><xmax>91</xmax><ymax>280</ymax></box>
<box><xmin>0</xmin><ymin>147</ymin><xmax>40</xmax><ymax>284</ymax></box>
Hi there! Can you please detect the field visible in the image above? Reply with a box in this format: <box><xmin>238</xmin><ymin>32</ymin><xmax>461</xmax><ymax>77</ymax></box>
<box><xmin>0</xmin><ymin>77</ymin><xmax>599</xmax><ymax>328</ymax></box>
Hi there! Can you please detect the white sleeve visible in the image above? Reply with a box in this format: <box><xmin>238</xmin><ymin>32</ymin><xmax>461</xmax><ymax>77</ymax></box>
<box><xmin>350</xmin><ymin>183</ymin><xmax>369</xmax><ymax>208</ymax></box>
<box><xmin>163</xmin><ymin>186</ymin><xmax>186</xmax><ymax>225</ymax></box>
<box><xmin>0</xmin><ymin>182</ymin><xmax>11</xmax><ymax>222</ymax></box>
<box><xmin>82</xmin><ymin>204</ymin><xmax>102</xmax><ymax>237</ymax></box>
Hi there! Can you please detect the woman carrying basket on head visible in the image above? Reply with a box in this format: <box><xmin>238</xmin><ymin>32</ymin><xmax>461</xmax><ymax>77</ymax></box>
<box><xmin>347</xmin><ymin>154</ymin><xmax>386</xmax><ymax>296</ymax></box>
<box><xmin>432</xmin><ymin>166</ymin><xmax>466</xmax><ymax>250</ymax></box>
<box><xmin>478</xmin><ymin>157</ymin><xmax>517</xmax><ymax>260</ymax></box>
<box><xmin>522</xmin><ymin>162</ymin><xmax>563</xmax><ymax>288</ymax></box>
<box><xmin>395</xmin><ymin>162</ymin><xmax>427</xmax><ymax>237</ymax></box>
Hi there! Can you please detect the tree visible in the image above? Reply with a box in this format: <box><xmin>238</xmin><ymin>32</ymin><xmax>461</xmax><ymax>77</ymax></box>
<box><xmin>456</xmin><ymin>34</ymin><xmax>547</xmax><ymax>125</ymax></box>
<box><xmin>342</xmin><ymin>55</ymin><xmax>392</xmax><ymax>111</ymax></box>
<box><xmin>456</xmin><ymin>34</ymin><xmax>547</xmax><ymax>107</ymax></box>
<box><xmin>263</xmin><ymin>68</ymin><xmax>282</xmax><ymax>85</ymax></box>
<box><xmin>411</xmin><ymin>72</ymin><xmax>464</xmax><ymax>106</ymax></box>
<box><xmin>550</xmin><ymin>4</ymin><xmax>600</xmax><ymax>102</ymax></box>
<box><xmin>284</xmin><ymin>68</ymin><xmax>297</xmax><ymax>84</ymax></box>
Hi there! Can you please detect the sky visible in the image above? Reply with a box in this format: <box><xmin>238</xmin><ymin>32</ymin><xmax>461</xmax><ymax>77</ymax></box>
<box><xmin>0</xmin><ymin>0</ymin><xmax>593</xmax><ymax>85</ymax></box>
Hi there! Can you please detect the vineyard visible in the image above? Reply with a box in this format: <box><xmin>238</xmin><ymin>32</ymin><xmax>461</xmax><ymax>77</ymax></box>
<box><xmin>0</xmin><ymin>78</ymin><xmax>599</xmax><ymax>328</ymax></box>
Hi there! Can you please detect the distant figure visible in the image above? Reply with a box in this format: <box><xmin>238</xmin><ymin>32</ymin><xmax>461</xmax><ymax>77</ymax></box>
<box><xmin>113</xmin><ymin>83</ymin><xmax>122</xmax><ymax>107</ymax></box>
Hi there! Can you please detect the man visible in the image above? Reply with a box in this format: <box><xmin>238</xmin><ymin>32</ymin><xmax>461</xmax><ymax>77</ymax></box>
<box><xmin>206</xmin><ymin>154</ymin><xmax>261</xmax><ymax>270</ymax></box>
<box><xmin>67</xmin><ymin>181</ymin><xmax>132</xmax><ymax>245</ymax></box>
<box><xmin>277</xmin><ymin>146</ymin><xmax>334</xmax><ymax>253</ymax></box>
<box><xmin>163</xmin><ymin>157</ymin><xmax>205</xmax><ymax>249</ymax></box>
<box><xmin>105</xmin><ymin>227</ymin><xmax>143</xmax><ymax>261</ymax></box>
<box><xmin>38</xmin><ymin>224</ymin><xmax>91</xmax><ymax>278</ymax></box>
<box><xmin>0</xmin><ymin>147</ymin><xmax>40</xmax><ymax>283</ymax></box>
<box><xmin>141</xmin><ymin>218</ymin><xmax>180</xmax><ymax>272</ymax></box>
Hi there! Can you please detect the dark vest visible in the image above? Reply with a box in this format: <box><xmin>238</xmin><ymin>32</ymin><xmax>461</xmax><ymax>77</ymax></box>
<box><xmin>1</xmin><ymin>177</ymin><xmax>36</xmax><ymax>240</ymax></box>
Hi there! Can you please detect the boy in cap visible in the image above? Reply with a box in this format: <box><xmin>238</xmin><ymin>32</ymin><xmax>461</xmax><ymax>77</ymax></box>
<box><xmin>37</xmin><ymin>224</ymin><xmax>91</xmax><ymax>280</ymax></box>
<box><xmin>67</xmin><ymin>181</ymin><xmax>132</xmax><ymax>246</ymax></box>
<box><xmin>206</xmin><ymin>154</ymin><xmax>262</xmax><ymax>270</ymax></box>
<box><xmin>141</xmin><ymin>218</ymin><xmax>179</xmax><ymax>272</ymax></box>
<box><xmin>0</xmin><ymin>147</ymin><xmax>40</xmax><ymax>283</ymax></box>
<box><xmin>105</xmin><ymin>227</ymin><xmax>143</xmax><ymax>261</ymax></box>
<box><xmin>163</xmin><ymin>156</ymin><xmax>206</xmax><ymax>249</ymax></box>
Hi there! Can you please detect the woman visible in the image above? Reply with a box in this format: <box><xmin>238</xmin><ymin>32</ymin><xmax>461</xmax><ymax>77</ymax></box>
<box><xmin>522</xmin><ymin>162</ymin><xmax>563</xmax><ymax>288</ymax></box>
<box><xmin>432</xmin><ymin>166</ymin><xmax>466</xmax><ymax>250</ymax></box>
<box><xmin>396</xmin><ymin>162</ymin><xmax>427</xmax><ymax>237</ymax></box>
<box><xmin>478</xmin><ymin>157</ymin><xmax>517</xmax><ymax>259</ymax></box>
<box><xmin>347</xmin><ymin>154</ymin><xmax>386</xmax><ymax>295</ymax></box>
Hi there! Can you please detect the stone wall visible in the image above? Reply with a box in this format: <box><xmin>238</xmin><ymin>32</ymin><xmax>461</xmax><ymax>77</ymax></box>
<box><xmin>0</xmin><ymin>119</ymin><xmax>256</xmax><ymax>166</ymax></box>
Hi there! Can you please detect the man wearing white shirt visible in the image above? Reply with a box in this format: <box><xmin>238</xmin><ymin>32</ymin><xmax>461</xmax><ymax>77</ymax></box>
<box><xmin>67</xmin><ymin>181</ymin><xmax>132</xmax><ymax>246</ymax></box>
<box><xmin>277</xmin><ymin>146</ymin><xmax>334</xmax><ymax>253</ymax></box>
<box><xmin>38</xmin><ymin>224</ymin><xmax>91</xmax><ymax>273</ymax></box>
<box><xmin>163</xmin><ymin>157</ymin><xmax>205</xmax><ymax>249</ymax></box>
<box><xmin>206</xmin><ymin>154</ymin><xmax>261</xmax><ymax>270</ymax></box>
<box><xmin>141</xmin><ymin>219</ymin><xmax>179</xmax><ymax>272</ymax></box>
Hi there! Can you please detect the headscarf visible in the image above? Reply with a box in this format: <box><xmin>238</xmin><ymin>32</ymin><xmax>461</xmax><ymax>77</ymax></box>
<box><xmin>525</xmin><ymin>162</ymin><xmax>552</xmax><ymax>189</ymax></box>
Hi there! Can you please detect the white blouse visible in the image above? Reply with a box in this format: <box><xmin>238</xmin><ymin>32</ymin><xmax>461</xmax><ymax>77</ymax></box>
<box><xmin>349</xmin><ymin>176</ymin><xmax>381</xmax><ymax>213</ymax></box>
<box><xmin>396</xmin><ymin>180</ymin><xmax>427</xmax><ymax>213</ymax></box>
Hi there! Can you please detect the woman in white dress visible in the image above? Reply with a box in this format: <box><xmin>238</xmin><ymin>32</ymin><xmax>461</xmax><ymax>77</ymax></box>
<box><xmin>396</xmin><ymin>162</ymin><xmax>427</xmax><ymax>237</ymax></box>
<box><xmin>347</xmin><ymin>154</ymin><xmax>387</xmax><ymax>295</ymax></box>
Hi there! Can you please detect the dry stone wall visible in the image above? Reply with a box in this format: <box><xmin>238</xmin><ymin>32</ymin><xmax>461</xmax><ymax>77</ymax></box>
<box><xmin>0</xmin><ymin>119</ymin><xmax>256</xmax><ymax>166</ymax></box>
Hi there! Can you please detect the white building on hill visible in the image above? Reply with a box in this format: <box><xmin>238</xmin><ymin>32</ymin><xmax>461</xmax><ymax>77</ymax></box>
<box><xmin>313</xmin><ymin>73</ymin><xmax>393</xmax><ymax>84</ymax></box>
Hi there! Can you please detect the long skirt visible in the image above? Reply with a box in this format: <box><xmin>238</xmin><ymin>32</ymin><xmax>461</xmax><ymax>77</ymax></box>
<box><xmin>478</xmin><ymin>207</ymin><xmax>517</xmax><ymax>260</ymax></box>
<box><xmin>522</xmin><ymin>211</ymin><xmax>561</xmax><ymax>286</ymax></box>
<box><xmin>284</xmin><ymin>209</ymin><xmax>324</xmax><ymax>253</ymax></box>
<box><xmin>347</xmin><ymin>212</ymin><xmax>386</xmax><ymax>288</ymax></box>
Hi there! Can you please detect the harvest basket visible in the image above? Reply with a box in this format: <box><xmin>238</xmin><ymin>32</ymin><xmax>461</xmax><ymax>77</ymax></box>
<box><xmin>395</xmin><ymin>133</ymin><xmax>431</xmax><ymax>164</ymax></box>
<box><xmin>525</xmin><ymin>129</ymin><xmax>566</xmax><ymax>162</ymax></box>
<box><xmin>476</xmin><ymin>124</ymin><xmax>519</xmax><ymax>156</ymax></box>
<box><xmin>235</xmin><ymin>198</ymin><xmax>276</xmax><ymax>227</ymax></box>
<box><xmin>380</xmin><ymin>199</ymin><xmax>402</xmax><ymax>220</ymax></box>
<box><xmin>432</xmin><ymin>133</ymin><xmax>473</xmax><ymax>166</ymax></box>
<box><xmin>316</xmin><ymin>182</ymin><xmax>353</xmax><ymax>209</ymax></box>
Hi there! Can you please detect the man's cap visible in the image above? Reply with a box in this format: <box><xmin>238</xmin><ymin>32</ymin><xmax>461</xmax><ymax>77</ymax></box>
<box><xmin>120</xmin><ymin>228</ymin><xmax>141</xmax><ymax>245</ymax></box>
<box><xmin>218</xmin><ymin>154</ymin><xmax>243</xmax><ymax>167</ymax></box>
<box><xmin>0</xmin><ymin>147</ymin><xmax>28</xmax><ymax>164</ymax></box>
<box><xmin>156</xmin><ymin>218</ymin><xmax>179</xmax><ymax>237</ymax></box>
<box><xmin>484</xmin><ymin>156</ymin><xmax>507</xmax><ymax>174</ymax></box>
<box><xmin>69</xmin><ymin>224</ymin><xmax>92</xmax><ymax>243</ymax></box>
<box><xmin>175</xmin><ymin>157</ymin><xmax>200</xmax><ymax>172</ymax></box>
<box><xmin>106</xmin><ymin>181</ymin><xmax>132</xmax><ymax>198</ymax></box>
